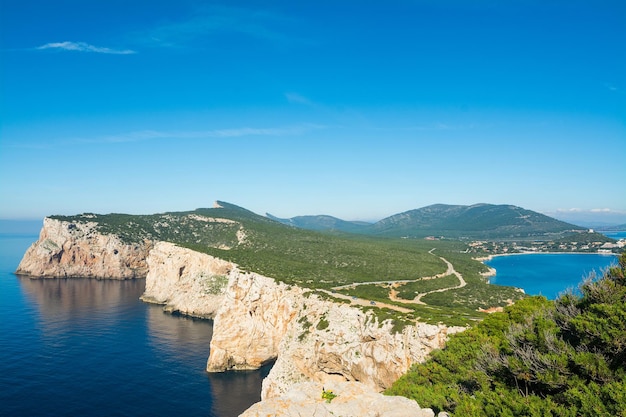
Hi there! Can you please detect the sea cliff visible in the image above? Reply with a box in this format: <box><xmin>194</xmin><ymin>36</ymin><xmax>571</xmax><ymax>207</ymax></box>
<box><xmin>16</xmin><ymin>218</ymin><xmax>151</xmax><ymax>279</ymax></box>
<box><xmin>204</xmin><ymin>268</ymin><xmax>463</xmax><ymax>399</ymax></box>
<box><xmin>140</xmin><ymin>241</ymin><xmax>232</xmax><ymax>318</ymax></box>
<box><xmin>17</xmin><ymin>218</ymin><xmax>462</xmax><ymax>414</ymax></box>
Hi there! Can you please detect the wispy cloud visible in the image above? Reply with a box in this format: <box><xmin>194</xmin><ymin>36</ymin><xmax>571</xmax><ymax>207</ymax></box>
<box><xmin>74</xmin><ymin>124</ymin><xmax>325</xmax><ymax>144</ymax></box>
<box><xmin>4</xmin><ymin>124</ymin><xmax>326</xmax><ymax>150</ymax></box>
<box><xmin>36</xmin><ymin>41</ymin><xmax>136</xmax><ymax>55</ymax></box>
<box><xmin>285</xmin><ymin>92</ymin><xmax>314</xmax><ymax>106</ymax></box>
<box><xmin>141</xmin><ymin>6</ymin><xmax>306</xmax><ymax>48</ymax></box>
<box><xmin>555</xmin><ymin>208</ymin><xmax>620</xmax><ymax>214</ymax></box>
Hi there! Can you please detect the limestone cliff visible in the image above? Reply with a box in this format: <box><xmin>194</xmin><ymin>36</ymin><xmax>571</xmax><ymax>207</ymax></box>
<box><xmin>206</xmin><ymin>271</ymin><xmax>463</xmax><ymax>400</ymax></box>
<box><xmin>207</xmin><ymin>271</ymin><xmax>304</xmax><ymax>371</ymax></box>
<box><xmin>16</xmin><ymin>218</ymin><xmax>151</xmax><ymax>279</ymax></box>
<box><xmin>18</xmin><ymin>217</ymin><xmax>463</xmax><ymax>407</ymax></box>
<box><xmin>261</xmin><ymin>296</ymin><xmax>462</xmax><ymax>399</ymax></box>
<box><xmin>239</xmin><ymin>380</ymin><xmax>439</xmax><ymax>417</ymax></box>
<box><xmin>141</xmin><ymin>241</ymin><xmax>233</xmax><ymax>318</ymax></box>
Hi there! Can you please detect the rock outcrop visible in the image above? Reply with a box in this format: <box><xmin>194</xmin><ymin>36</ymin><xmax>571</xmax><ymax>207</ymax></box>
<box><xmin>207</xmin><ymin>271</ymin><xmax>304</xmax><ymax>371</ymax></box>
<box><xmin>16</xmin><ymin>218</ymin><xmax>151</xmax><ymax>279</ymax></box>
<box><xmin>206</xmin><ymin>271</ymin><xmax>464</xmax><ymax>399</ymax></box>
<box><xmin>239</xmin><ymin>380</ymin><xmax>437</xmax><ymax>417</ymax></box>
<box><xmin>141</xmin><ymin>241</ymin><xmax>233</xmax><ymax>318</ymax></box>
<box><xmin>261</xmin><ymin>296</ymin><xmax>462</xmax><ymax>399</ymax></box>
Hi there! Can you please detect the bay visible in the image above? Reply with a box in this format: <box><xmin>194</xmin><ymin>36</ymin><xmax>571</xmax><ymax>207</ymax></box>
<box><xmin>0</xmin><ymin>234</ymin><xmax>267</xmax><ymax>417</ymax></box>
<box><xmin>602</xmin><ymin>231</ymin><xmax>626</xmax><ymax>240</ymax></box>
<box><xmin>485</xmin><ymin>253</ymin><xmax>618</xmax><ymax>300</ymax></box>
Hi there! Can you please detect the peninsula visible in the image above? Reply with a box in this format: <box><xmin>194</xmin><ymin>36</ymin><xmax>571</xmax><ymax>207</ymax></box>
<box><xmin>15</xmin><ymin>201</ymin><xmax>621</xmax><ymax>415</ymax></box>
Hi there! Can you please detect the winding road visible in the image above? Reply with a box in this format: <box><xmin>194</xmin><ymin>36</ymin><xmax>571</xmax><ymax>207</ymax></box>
<box><xmin>325</xmin><ymin>248</ymin><xmax>467</xmax><ymax>312</ymax></box>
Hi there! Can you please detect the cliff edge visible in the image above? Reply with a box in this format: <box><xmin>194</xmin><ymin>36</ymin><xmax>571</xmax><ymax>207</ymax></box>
<box><xmin>205</xmin><ymin>270</ymin><xmax>464</xmax><ymax>400</ymax></box>
<box><xmin>141</xmin><ymin>241</ymin><xmax>232</xmax><ymax>318</ymax></box>
<box><xmin>16</xmin><ymin>218</ymin><xmax>152</xmax><ymax>279</ymax></box>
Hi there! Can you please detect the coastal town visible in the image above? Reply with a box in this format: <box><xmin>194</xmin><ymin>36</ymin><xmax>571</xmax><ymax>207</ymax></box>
<box><xmin>466</xmin><ymin>230</ymin><xmax>625</xmax><ymax>255</ymax></box>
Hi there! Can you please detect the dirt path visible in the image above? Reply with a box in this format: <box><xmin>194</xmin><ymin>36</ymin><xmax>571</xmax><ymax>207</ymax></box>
<box><xmin>319</xmin><ymin>289</ymin><xmax>413</xmax><ymax>313</ymax></box>
<box><xmin>413</xmin><ymin>250</ymin><xmax>466</xmax><ymax>304</ymax></box>
<box><xmin>328</xmin><ymin>248</ymin><xmax>466</xmax><ymax>310</ymax></box>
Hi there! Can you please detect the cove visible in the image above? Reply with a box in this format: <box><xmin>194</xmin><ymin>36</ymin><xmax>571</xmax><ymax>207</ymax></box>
<box><xmin>485</xmin><ymin>253</ymin><xmax>618</xmax><ymax>300</ymax></box>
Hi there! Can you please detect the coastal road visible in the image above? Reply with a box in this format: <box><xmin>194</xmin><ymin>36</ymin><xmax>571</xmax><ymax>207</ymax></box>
<box><xmin>327</xmin><ymin>248</ymin><xmax>467</xmax><ymax>310</ymax></box>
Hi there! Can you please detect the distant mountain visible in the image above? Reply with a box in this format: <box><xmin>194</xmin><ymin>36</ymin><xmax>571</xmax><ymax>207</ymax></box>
<box><xmin>596</xmin><ymin>223</ymin><xmax>626</xmax><ymax>232</ymax></box>
<box><xmin>266</xmin><ymin>213</ymin><xmax>371</xmax><ymax>233</ymax></box>
<box><xmin>271</xmin><ymin>203</ymin><xmax>601</xmax><ymax>241</ymax></box>
<box><xmin>368</xmin><ymin>204</ymin><xmax>587</xmax><ymax>239</ymax></box>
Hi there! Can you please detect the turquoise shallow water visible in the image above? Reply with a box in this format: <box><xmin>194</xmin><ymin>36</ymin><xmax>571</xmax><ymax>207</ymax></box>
<box><xmin>0</xmin><ymin>234</ymin><xmax>268</xmax><ymax>417</ymax></box>
<box><xmin>486</xmin><ymin>253</ymin><xmax>618</xmax><ymax>299</ymax></box>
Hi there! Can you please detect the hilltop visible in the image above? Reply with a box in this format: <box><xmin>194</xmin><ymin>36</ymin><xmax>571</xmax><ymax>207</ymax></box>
<box><xmin>266</xmin><ymin>213</ymin><xmax>370</xmax><ymax>233</ymax></box>
<box><xmin>270</xmin><ymin>203</ymin><xmax>609</xmax><ymax>242</ymax></box>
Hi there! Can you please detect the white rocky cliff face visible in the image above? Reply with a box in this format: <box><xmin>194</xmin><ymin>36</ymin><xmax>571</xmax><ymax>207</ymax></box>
<box><xmin>16</xmin><ymin>218</ymin><xmax>152</xmax><ymax>279</ymax></box>
<box><xmin>207</xmin><ymin>272</ymin><xmax>304</xmax><ymax>371</ymax></box>
<box><xmin>206</xmin><ymin>271</ymin><xmax>463</xmax><ymax>400</ymax></box>
<box><xmin>141</xmin><ymin>241</ymin><xmax>233</xmax><ymax>318</ymax></box>
<box><xmin>260</xmin><ymin>294</ymin><xmax>462</xmax><ymax>399</ymax></box>
<box><xmin>240</xmin><ymin>380</ymin><xmax>439</xmax><ymax>417</ymax></box>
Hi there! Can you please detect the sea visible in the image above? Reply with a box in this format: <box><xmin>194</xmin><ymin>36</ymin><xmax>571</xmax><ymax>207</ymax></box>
<box><xmin>486</xmin><ymin>252</ymin><xmax>619</xmax><ymax>300</ymax></box>
<box><xmin>0</xmin><ymin>234</ymin><xmax>269</xmax><ymax>417</ymax></box>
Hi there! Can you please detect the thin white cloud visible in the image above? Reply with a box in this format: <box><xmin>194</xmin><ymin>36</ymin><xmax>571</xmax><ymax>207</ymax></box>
<box><xmin>36</xmin><ymin>41</ymin><xmax>136</xmax><ymax>55</ymax></box>
<box><xmin>285</xmin><ymin>92</ymin><xmax>313</xmax><ymax>105</ymax></box>
<box><xmin>554</xmin><ymin>208</ymin><xmax>626</xmax><ymax>215</ymax></box>
<box><xmin>141</xmin><ymin>6</ymin><xmax>307</xmax><ymax>48</ymax></box>
<box><xmin>5</xmin><ymin>124</ymin><xmax>326</xmax><ymax>149</ymax></box>
<box><xmin>75</xmin><ymin>124</ymin><xmax>325</xmax><ymax>144</ymax></box>
<box><xmin>555</xmin><ymin>208</ymin><xmax>584</xmax><ymax>213</ymax></box>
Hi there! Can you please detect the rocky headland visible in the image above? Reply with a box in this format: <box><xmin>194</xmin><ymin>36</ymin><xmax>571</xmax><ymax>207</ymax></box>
<box><xmin>16</xmin><ymin>218</ymin><xmax>152</xmax><ymax>279</ymax></box>
<box><xmin>17</xmin><ymin>217</ymin><xmax>463</xmax><ymax>415</ymax></box>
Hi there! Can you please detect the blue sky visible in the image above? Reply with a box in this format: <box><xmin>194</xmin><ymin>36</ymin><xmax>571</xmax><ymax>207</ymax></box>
<box><xmin>1</xmin><ymin>0</ymin><xmax>625</xmax><ymax>224</ymax></box>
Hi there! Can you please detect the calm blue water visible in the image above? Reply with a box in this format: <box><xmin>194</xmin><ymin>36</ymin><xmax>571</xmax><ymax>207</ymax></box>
<box><xmin>0</xmin><ymin>234</ymin><xmax>268</xmax><ymax>417</ymax></box>
<box><xmin>602</xmin><ymin>231</ymin><xmax>626</xmax><ymax>240</ymax></box>
<box><xmin>486</xmin><ymin>253</ymin><xmax>618</xmax><ymax>299</ymax></box>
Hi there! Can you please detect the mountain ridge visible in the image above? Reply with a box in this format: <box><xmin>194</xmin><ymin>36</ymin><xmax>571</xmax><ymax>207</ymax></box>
<box><xmin>269</xmin><ymin>203</ymin><xmax>594</xmax><ymax>241</ymax></box>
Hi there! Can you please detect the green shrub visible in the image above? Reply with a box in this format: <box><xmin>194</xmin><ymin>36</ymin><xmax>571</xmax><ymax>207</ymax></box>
<box><xmin>386</xmin><ymin>252</ymin><xmax>626</xmax><ymax>416</ymax></box>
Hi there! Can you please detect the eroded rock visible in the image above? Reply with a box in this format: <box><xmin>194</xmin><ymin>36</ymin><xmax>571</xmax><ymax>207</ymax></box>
<box><xmin>16</xmin><ymin>218</ymin><xmax>151</xmax><ymax>279</ymax></box>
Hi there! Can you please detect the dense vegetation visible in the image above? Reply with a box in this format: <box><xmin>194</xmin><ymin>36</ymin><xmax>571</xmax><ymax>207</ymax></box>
<box><xmin>386</xmin><ymin>252</ymin><xmax>626</xmax><ymax>416</ymax></box>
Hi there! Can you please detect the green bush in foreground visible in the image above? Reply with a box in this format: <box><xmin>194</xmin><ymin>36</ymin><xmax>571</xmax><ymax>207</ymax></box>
<box><xmin>386</xmin><ymin>252</ymin><xmax>626</xmax><ymax>416</ymax></box>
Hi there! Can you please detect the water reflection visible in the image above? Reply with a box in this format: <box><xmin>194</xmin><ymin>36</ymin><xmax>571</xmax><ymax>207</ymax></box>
<box><xmin>146</xmin><ymin>302</ymin><xmax>213</xmax><ymax>364</ymax></box>
<box><xmin>206</xmin><ymin>362</ymin><xmax>273</xmax><ymax>417</ymax></box>
<box><xmin>14</xmin><ymin>276</ymin><xmax>268</xmax><ymax>417</ymax></box>
<box><xmin>17</xmin><ymin>277</ymin><xmax>145</xmax><ymax>333</ymax></box>
<box><xmin>144</xmin><ymin>298</ymin><xmax>273</xmax><ymax>416</ymax></box>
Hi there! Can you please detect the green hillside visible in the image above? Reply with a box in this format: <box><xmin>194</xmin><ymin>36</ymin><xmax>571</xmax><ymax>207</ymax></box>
<box><xmin>50</xmin><ymin>201</ymin><xmax>525</xmax><ymax>326</ymax></box>
<box><xmin>266</xmin><ymin>213</ymin><xmax>371</xmax><ymax>233</ymax></box>
<box><xmin>369</xmin><ymin>204</ymin><xmax>584</xmax><ymax>239</ymax></box>
<box><xmin>274</xmin><ymin>203</ymin><xmax>613</xmax><ymax>243</ymax></box>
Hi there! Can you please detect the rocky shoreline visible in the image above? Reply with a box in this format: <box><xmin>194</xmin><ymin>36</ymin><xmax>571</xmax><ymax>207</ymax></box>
<box><xmin>16</xmin><ymin>217</ymin><xmax>463</xmax><ymax>415</ymax></box>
